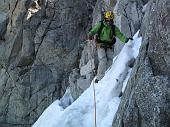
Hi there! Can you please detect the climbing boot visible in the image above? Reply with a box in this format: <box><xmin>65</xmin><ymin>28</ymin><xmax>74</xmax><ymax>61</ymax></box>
<box><xmin>118</xmin><ymin>92</ymin><xmax>123</xmax><ymax>97</ymax></box>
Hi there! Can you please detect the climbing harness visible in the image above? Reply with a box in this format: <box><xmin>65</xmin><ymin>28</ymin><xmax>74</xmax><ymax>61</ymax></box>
<box><xmin>92</xmin><ymin>78</ymin><xmax>97</xmax><ymax>127</ymax></box>
<box><xmin>96</xmin><ymin>20</ymin><xmax>116</xmax><ymax>45</ymax></box>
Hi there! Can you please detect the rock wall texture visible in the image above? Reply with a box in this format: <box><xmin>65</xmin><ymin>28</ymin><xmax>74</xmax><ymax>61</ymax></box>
<box><xmin>112</xmin><ymin>0</ymin><xmax>170</xmax><ymax>127</ymax></box>
<box><xmin>0</xmin><ymin>0</ymin><xmax>96</xmax><ymax>126</ymax></box>
<box><xmin>0</xmin><ymin>0</ymin><xmax>169</xmax><ymax>126</ymax></box>
<box><xmin>113</xmin><ymin>0</ymin><xmax>145</xmax><ymax>56</ymax></box>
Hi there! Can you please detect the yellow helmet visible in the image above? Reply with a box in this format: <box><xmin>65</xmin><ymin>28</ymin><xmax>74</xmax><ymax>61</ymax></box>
<box><xmin>104</xmin><ymin>11</ymin><xmax>114</xmax><ymax>20</ymax></box>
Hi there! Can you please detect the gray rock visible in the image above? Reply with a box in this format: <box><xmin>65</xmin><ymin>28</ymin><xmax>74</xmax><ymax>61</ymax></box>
<box><xmin>69</xmin><ymin>68</ymin><xmax>81</xmax><ymax>100</ymax></box>
<box><xmin>17</xmin><ymin>29</ymin><xmax>35</xmax><ymax>67</ymax></box>
<box><xmin>80</xmin><ymin>59</ymin><xmax>95</xmax><ymax>76</ymax></box>
<box><xmin>113</xmin><ymin>0</ymin><xmax>144</xmax><ymax>57</ymax></box>
<box><xmin>77</xmin><ymin>77</ymin><xmax>91</xmax><ymax>90</ymax></box>
<box><xmin>0</xmin><ymin>0</ymin><xmax>96</xmax><ymax>125</ymax></box>
<box><xmin>68</xmin><ymin>41</ymin><xmax>98</xmax><ymax>100</ymax></box>
<box><xmin>0</xmin><ymin>12</ymin><xmax>8</xmax><ymax>41</ymax></box>
<box><xmin>112</xmin><ymin>0</ymin><xmax>170</xmax><ymax>126</ymax></box>
<box><xmin>1</xmin><ymin>0</ymin><xmax>169</xmax><ymax>126</ymax></box>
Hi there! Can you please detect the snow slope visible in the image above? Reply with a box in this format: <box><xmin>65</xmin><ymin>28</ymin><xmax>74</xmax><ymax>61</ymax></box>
<box><xmin>33</xmin><ymin>31</ymin><xmax>142</xmax><ymax>127</ymax></box>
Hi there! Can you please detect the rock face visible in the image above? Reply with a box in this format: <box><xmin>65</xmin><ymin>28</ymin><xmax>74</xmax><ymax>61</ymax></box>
<box><xmin>112</xmin><ymin>0</ymin><xmax>170</xmax><ymax>127</ymax></box>
<box><xmin>0</xmin><ymin>12</ymin><xmax>8</xmax><ymax>41</ymax></box>
<box><xmin>69</xmin><ymin>41</ymin><xmax>98</xmax><ymax>100</ymax></box>
<box><xmin>0</xmin><ymin>0</ymin><xmax>169</xmax><ymax>126</ymax></box>
<box><xmin>113</xmin><ymin>0</ymin><xmax>144</xmax><ymax>56</ymax></box>
<box><xmin>0</xmin><ymin>0</ymin><xmax>96</xmax><ymax>126</ymax></box>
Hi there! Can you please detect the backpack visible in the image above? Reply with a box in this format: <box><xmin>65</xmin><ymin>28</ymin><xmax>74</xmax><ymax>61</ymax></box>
<box><xmin>96</xmin><ymin>21</ymin><xmax>116</xmax><ymax>44</ymax></box>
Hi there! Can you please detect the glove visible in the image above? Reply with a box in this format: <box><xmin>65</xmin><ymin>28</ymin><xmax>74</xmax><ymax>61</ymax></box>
<box><xmin>125</xmin><ymin>37</ymin><xmax>133</xmax><ymax>43</ymax></box>
<box><xmin>128</xmin><ymin>38</ymin><xmax>133</xmax><ymax>40</ymax></box>
<box><xmin>88</xmin><ymin>35</ymin><xmax>93</xmax><ymax>40</ymax></box>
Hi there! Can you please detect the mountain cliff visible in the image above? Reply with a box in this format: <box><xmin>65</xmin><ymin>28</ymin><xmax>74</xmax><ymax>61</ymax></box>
<box><xmin>0</xmin><ymin>0</ymin><xmax>169</xmax><ymax>127</ymax></box>
<box><xmin>112</xmin><ymin>0</ymin><xmax>170</xmax><ymax>126</ymax></box>
<box><xmin>0</xmin><ymin>0</ymin><xmax>96</xmax><ymax>126</ymax></box>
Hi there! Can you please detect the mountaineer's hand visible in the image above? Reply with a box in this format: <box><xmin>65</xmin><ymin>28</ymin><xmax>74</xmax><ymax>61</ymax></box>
<box><xmin>125</xmin><ymin>37</ymin><xmax>133</xmax><ymax>43</ymax></box>
<box><xmin>128</xmin><ymin>38</ymin><xmax>133</xmax><ymax>41</ymax></box>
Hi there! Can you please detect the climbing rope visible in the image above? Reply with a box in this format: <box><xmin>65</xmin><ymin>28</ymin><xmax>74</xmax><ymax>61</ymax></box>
<box><xmin>88</xmin><ymin>40</ymin><xmax>97</xmax><ymax>127</ymax></box>
<box><xmin>92</xmin><ymin>79</ymin><xmax>97</xmax><ymax>127</ymax></box>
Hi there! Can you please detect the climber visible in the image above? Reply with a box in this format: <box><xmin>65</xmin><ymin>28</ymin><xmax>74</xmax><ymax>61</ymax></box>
<box><xmin>88</xmin><ymin>11</ymin><xmax>133</xmax><ymax>83</ymax></box>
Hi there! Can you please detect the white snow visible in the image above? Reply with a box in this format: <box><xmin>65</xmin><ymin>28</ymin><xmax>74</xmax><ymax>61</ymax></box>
<box><xmin>33</xmin><ymin>31</ymin><xmax>142</xmax><ymax>127</ymax></box>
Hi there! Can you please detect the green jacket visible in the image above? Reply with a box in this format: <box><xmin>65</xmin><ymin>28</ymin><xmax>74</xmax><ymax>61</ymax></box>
<box><xmin>88</xmin><ymin>21</ymin><xmax>127</xmax><ymax>44</ymax></box>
